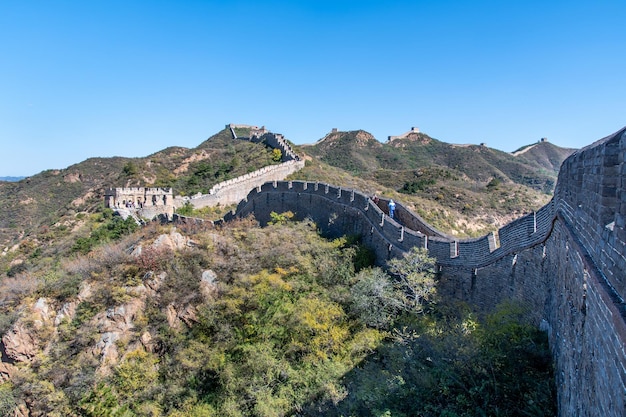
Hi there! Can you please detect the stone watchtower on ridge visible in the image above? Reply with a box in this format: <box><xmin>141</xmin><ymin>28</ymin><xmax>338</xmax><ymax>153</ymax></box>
<box><xmin>104</xmin><ymin>187</ymin><xmax>174</xmax><ymax>219</ymax></box>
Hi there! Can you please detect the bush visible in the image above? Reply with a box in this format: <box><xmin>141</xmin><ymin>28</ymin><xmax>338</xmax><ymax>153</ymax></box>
<box><xmin>350</xmin><ymin>267</ymin><xmax>401</xmax><ymax>329</ymax></box>
<box><xmin>72</xmin><ymin>215</ymin><xmax>138</xmax><ymax>254</ymax></box>
<box><xmin>387</xmin><ymin>246</ymin><xmax>437</xmax><ymax>312</ymax></box>
<box><xmin>0</xmin><ymin>383</ymin><xmax>17</xmax><ymax>417</ymax></box>
<box><xmin>486</xmin><ymin>177</ymin><xmax>502</xmax><ymax>188</ymax></box>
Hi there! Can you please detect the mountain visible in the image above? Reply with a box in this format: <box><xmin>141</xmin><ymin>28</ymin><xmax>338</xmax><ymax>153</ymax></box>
<box><xmin>304</xmin><ymin>129</ymin><xmax>574</xmax><ymax>193</ymax></box>
<box><xmin>292</xmin><ymin>129</ymin><xmax>577</xmax><ymax>236</ymax></box>
<box><xmin>512</xmin><ymin>139</ymin><xmax>576</xmax><ymax>173</ymax></box>
<box><xmin>0</xmin><ymin>126</ymin><xmax>576</xmax><ymax>250</ymax></box>
<box><xmin>0</xmin><ymin>128</ymin><xmax>280</xmax><ymax>248</ymax></box>
<box><xmin>0</xmin><ymin>176</ymin><xmax>25</xmax><ymax>182</ymax></box>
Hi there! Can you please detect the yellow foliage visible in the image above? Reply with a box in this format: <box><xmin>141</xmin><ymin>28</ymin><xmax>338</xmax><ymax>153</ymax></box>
<box><xmin>291</xmin><ymin>298</ymin><xmax>350</xmax><ymax>360</ymax></box>
<box><xmin>274</xmin><ymin>265</ymin><xmax>299</xmax><ymax>276</ymax></box>
<box><xmin>114</xmin><ymin>348</ymin><xmax>159</xmax><ymax>395</ymax></box>
<box><xmin>246</xmin><ymin>270</ymin><xmax>293</xmax><ymax>295</ymax></box>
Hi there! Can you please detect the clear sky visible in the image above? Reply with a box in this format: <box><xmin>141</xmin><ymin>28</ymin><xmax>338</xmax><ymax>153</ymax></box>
<box><xmin>1</xmin><ymin>0</ymin><xmax>625</xmax><ymax>177</ymax></box>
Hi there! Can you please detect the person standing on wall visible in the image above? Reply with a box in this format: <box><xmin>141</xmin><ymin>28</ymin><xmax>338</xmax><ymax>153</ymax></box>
<box><xmin>388</xmin><ymin>199</ymin><xmax>396</xmax><ymax>219</ymax></box>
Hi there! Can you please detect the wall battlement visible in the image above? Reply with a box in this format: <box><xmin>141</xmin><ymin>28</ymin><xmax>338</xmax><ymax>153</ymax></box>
<box><xmin>225</xmin><ymin>179</ymin><xmax>559</xmax><ymax>268</ymax></box>
<box><xmin>387</xmin><ymin>126</ymin><xmax>420</xmax><ymax>142</ymax></box>
<box><xmin>174</xmin><ymin>160</ymin><xmax>305</xmax><ymax>209</ymax></box>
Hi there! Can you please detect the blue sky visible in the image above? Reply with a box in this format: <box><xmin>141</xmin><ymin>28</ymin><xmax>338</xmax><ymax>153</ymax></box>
<box><xmin>1</xmin><ymin>0</ymin><xmax>625</xmax><ymax>176</ymax></box>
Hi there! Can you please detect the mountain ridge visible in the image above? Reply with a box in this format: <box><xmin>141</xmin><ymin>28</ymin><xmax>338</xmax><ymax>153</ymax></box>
<box><xmin>0</xmin><ymin>126</ymin><xmax>575</xmax><ymax>249</ymax></box>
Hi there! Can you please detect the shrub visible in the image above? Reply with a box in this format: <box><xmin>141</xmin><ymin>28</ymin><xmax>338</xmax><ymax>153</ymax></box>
<box><xmin>0</xmin><ymin>383</ymin><xmax>17</xmax><ymax>417</ymax></box>
<box><xmin>269</xmin><ymin>211</ymin><xmax>294</xmax><ymax>225</ymax></box>
<box><xmin>350</xmin><ymin>267</ymin><xmax>402</xmax><ymax>329</ymax></box>
<box><xmin>387</xmin><ymin>246</ymin><xmax>437</xmax><ymax>312</ymax></box>
<box><xmin>271</xmin><ymin>148</ymin><xmax>282</xmax><ymax>162</ymax></box>
<box><xmin>486</xmin><ymin>177</ymin><xmax>502</xmax><ymax>188</ymax></box>
<box><xmin>0</xmin><ymin>274</ymin><xmax>38</xmax><ymax>308</ymax></box>
<box><xmin>0</xmin><ymin>311</ymin><xmax>19</xmax><ymax>336</ymax></box>
<box><xmin>139</xmin><ymin>243</ymin><xmax>170</xmax><ymax>272</ymax></box>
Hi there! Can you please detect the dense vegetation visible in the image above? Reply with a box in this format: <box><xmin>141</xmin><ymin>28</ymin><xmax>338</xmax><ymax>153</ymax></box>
<box><xmin>0</xmin><ymin>214</ymin><xmax>555</xmax><ymax>416</ymax></box>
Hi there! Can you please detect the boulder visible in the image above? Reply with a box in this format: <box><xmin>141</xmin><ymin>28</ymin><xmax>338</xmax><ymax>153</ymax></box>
<box><xmin>2</xmin><ymin>324</ymin><xmax>37</xmax><ymax>362</ymax></box>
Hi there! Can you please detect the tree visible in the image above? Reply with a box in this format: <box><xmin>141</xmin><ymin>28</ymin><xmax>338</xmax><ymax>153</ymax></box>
<box><xmin>122</xmin><ymin>161</ymin><xmax>138</xmax><ymax>178</ymax></box>
<box><xmin>271</xmin><ymin>148</ymin><xmax>282</xmax><ymax>162</ymax></box>
<box><xmin>387</xmin><ymin>246</ymin><xmax>436</xmax><ymax>312</ymax></box>
<box><xmin>176</xmin><ymin>201</ymin><xmax>195</xmax><ymax>216</ymax></box>
<box><xmin>350</xmin><ymin>267</ymin><xmax>402</xmax><ymax>329</ymax></box>
<box><xmin>269</xmin><ymin>211</ymin><xmax>294</xmax><ymax>225</ymax></box>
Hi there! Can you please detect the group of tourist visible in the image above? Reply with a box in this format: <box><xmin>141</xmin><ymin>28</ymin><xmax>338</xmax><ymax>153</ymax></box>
<box><xmin>116</xmin><ymin>200</ymin><xmax>143</xmax><ymax>209</ymax></box>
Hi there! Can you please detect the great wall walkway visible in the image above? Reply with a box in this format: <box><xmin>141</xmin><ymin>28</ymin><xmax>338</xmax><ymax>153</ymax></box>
<box><xmin>174</xmin><ymin>125</ymin><xmax>305</xmax><ymax>210</ymax></box>
<box><xmin>224</xmin><ymin>180</ymin><xmax>556</xmax><ymax>269</ymax></box>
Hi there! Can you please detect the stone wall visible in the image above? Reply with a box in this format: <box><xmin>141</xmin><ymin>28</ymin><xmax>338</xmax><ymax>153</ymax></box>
<box><xmin>388</xmin><ymin>126</ymin><xmax>420</xmax><ymax>142</ymax></box>
<box><xmin>174</xmin><ymin>160</ymin><xmax>305</xmax><ymax>209</ymax></box>
<box><xmin>223</xmin><ymin>126</ymin><xmax>626</xmax><ymax>416</ymax></box>
<box><xmin>173</xmin><ymin>127</ymin><xmax>305</xmax><ymax>209</ymax></box>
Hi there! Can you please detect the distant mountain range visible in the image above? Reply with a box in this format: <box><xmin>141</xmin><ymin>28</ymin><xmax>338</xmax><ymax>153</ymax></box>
<box><xmin>303</xmin><ymin>129</ymin><xmax>575</xmax><ymax>193</ymax></box>
<box><xmin>0</xmin><ymin>176</ymin><xmax>25</xmax><ymax>182</ymax></box>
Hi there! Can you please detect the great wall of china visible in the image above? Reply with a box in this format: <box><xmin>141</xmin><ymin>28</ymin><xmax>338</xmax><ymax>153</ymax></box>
<box><xmin>107</xmin><ymin>125</ymin><xmax>626</xmax><ymax>416</ymax></box>
<box><xmin>105</xmin><ymin>125</ymin><xmax>305</xmax><ymax>216</ymax></box>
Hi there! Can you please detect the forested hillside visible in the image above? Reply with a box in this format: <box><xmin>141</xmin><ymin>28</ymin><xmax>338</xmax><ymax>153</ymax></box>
<box><xmin>0</xmin><ymin>213</ymin><xmax>555</xmax><ymax>416</ymax></box>
<box><xmin>0</xmin><ymin>129</ymin><xmax>279</xmax><ymax>248</ymax></box>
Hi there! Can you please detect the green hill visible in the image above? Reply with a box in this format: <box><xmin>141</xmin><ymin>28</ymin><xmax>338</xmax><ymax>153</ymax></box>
<box><xmin>295</xmin><ymin>129</ymin><xmax>575</xmax><ymax>236</ymax></box>
<box><xmin>0</xmin><ymin>128</ymin><xmax>278</xmax><ymax>249</ymax></box>
<box><xmin>304</xmin><ymin>129</ymin><xmax>574</xmax><ymax>193</ymax></box>
<box><xmin>512</xmin><ymin>139</ymin><xmax>576</xmax><ymax>173</ymax></box>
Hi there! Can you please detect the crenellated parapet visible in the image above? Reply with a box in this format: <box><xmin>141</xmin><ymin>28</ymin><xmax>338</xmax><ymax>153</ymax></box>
<box><xmin>223</xmin><ymin>180</ymin><xmax>559</xmax><ymax>268</ymax></box>
<box><xmin>387</xmin><ymin>126</ymin><xmax>420</xmax><ymax>142</ymax></box>
<box><xmin>174</xmin><ymin>159</ymin><xmax>305</xmax><ymax>209</ymax></box>
<box><xmin>227</xmin><ymin>123</ymin><xmax>301</xmax><ymax>162</ymax></box>
<box><xmin>553</xmin><ymin>126</ymin><xmax>626</xmax><ymax>300</ymax></box>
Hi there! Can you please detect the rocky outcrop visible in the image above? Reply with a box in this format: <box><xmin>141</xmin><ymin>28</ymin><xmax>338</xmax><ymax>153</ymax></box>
<box><xmin>2</xmin><ymin>323</ymin><xmax>38</xmax><ymax>363</ymax></box>
<box><xmin>1</xmin><ymin>298</ymin><xmax>55</xmax><ymax>364</ymax></box>
<box><xmin>200</xmin><ymin>270</ymin><xmax>218</xmax><ymax>300</ymax></box>
<box><xmin>151</xmin><ymin>230</ymin><xmax>190</xmax><ymax>251</ymax></box>
<box><xmin>92</xmin><ymin>297</ymin><xmax>144</xmax><ymax>364</ymax></box>
<box><xmin>0</xmin><ymin>361</ymin><xmax>15</xmax><ymax>382</ymax></box>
